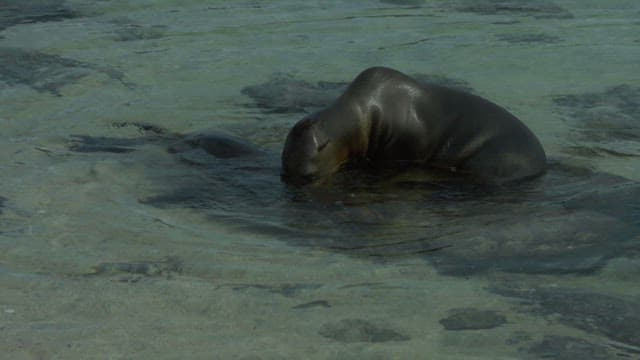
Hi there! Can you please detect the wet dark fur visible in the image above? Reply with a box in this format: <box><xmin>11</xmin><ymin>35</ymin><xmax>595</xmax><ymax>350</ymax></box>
<box><xmin>281</xmin><ymin>67</ymin><xmax>547</xmax><ymax>186</ymax></box>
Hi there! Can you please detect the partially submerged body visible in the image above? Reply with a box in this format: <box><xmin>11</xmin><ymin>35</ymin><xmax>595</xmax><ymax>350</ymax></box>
<box><xmin>281</xmin><ymin>67</ymin><xmax>547</xmax><ymax>186</ymax></box>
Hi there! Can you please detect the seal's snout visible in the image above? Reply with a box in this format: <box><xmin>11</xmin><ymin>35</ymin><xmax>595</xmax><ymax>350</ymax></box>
<box><xmin>281</xmin><ymin>117</ymin><xmax>326</xmax><ymax>185</ymax></box>
<box><xmin>281</xmin><ymin>149</ymin><xmax>319</xmax><ymax>185</ymax></box>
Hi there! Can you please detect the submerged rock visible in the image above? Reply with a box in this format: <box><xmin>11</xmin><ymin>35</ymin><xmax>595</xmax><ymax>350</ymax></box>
<box><xmin>292</xmin><ymin>300</ymin><xmax>331</xmax><ymax>309</ymax></box>
<box><xmin>439</xmin><ymin>308</ymin><xmax>507</xmax><ymax>330</ymax></box>
<box><xmin>380</xmin><ymin>0</ymin><xmax>425</xmax><ymax>6</ymax></box>
<box><xmin>524</xmin><ymin>336</ymin><xmax>615</xmax><ymax>360</ymax></box>
<box><xmin>554</xmin><ymin>84</ymin><xmax>640</xmax><ymax>158</ymax></box>
<box><xmin>0</xmin><ymin>0</ymin><xmax>77</xmax><ymax>31</ymax></box>
<box><xmin>454</xmin><ymin>0</ymin><xmax>573</xmax><ymax>19</ymax></box>
<box><xmin>241</xmin><ymin>73</ymin><xmax>347</xmax><ymax>113</ymax></box>
<box><xmin>168</xmin><ymin>131</ymin><xmax>266</xmax><ymax>161</ymax></box>
<box><xmin>0</xmin><ymin>47</ymin><xmax>133</xmax><ymax>95</ymax></box>
<box><xmin>110</xmin><ymin>18</ymin><xmax>167</xmax><ymax>42</ymax></box>
<box><xmin>496</xmin><ymin>33</ymin><xmax>560</xmax><ymax>44</ymax></box>
<box><xmin>68</xmin><ymin>122</ymin><xmax>167</xmax><ymax>153</ymax></box>
<box><xmin>428</xmin><ymin>206</ymin><xmax>638</xmax><ymax>276</ymax></box>
<box><xmin>319</xmin><ymin>319</ymin><xmax>410</xmax><ymax>343</ymax></box>
<box><xmin>491</xmin><ymin>284</ymin><xmax>640</xmax><ymax>348</ymax></box>
<box><xmin>68</xmin><ymin>135</ymin><xmax>140</xmax><ymax>153</ymax></box>
<box><xmin>114</xmin><ymin>24</ymin><xmax>167</xmax><ymax>41</ymax></box>
<box><xmin>225</xmin><ymin>283</ymin><xmax>322</xmax><ymax>298</ymax></box>
<box><xmin>87</xmin><ymin>256</ymin><xmax>183</xmax><ymax>280</ymax></box>
<box><xmin>563</xmin><ymin>182</ymin><xmax>640</xmax><ymax>226</ymax></box>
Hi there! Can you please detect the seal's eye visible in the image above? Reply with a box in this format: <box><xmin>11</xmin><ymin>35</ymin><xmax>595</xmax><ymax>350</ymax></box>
<box><xmin>317</xmin><ymin>139</ymin><xmax>330</xmax><ymax>152</ymax></box>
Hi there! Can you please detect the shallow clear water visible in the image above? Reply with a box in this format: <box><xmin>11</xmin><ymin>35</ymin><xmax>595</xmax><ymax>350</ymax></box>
<box><xmin>1</xmin><ymin>0</ymin><xmax>640</xmax><ymax>359</ymax></box>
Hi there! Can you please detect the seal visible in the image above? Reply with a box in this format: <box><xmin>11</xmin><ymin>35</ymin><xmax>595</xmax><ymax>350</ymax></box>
<box><xmin>281</xmin><ymin>67</ymin><xmax>546</xmax><ymax>185</ymax></box>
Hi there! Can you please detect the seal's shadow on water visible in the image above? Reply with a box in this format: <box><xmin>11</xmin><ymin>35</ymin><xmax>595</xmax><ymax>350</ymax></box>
<box><xmin>68</xmin><ymin>124</ymin><xmax>640</xmax><ymax>278</ymax></box>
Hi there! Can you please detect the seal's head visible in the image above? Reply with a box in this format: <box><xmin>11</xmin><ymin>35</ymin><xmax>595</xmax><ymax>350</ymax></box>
<box><xmin>281</xmin><ymin>117</ymin><xmax>349</xmax><ymax>185</ymax></box>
